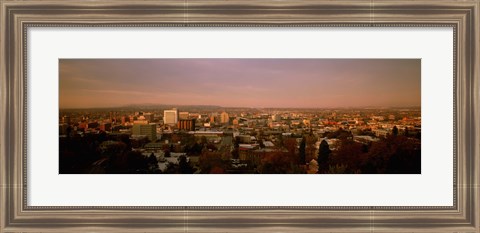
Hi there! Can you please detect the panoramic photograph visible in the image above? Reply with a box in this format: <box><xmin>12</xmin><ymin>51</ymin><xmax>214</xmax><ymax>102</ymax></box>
<box><xmin>59</xmin><ymin>59</ymin><xmax>421</xmax><ymax>174</ymax></box>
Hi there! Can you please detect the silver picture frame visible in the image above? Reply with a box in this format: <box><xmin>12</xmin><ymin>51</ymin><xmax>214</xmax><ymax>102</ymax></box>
<box><xmin>1</xmin><ymin>0</ymin><xmax>478</xmax><ymax>232</ymax></box>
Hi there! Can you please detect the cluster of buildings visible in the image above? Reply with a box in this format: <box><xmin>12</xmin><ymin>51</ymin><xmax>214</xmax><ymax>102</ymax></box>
<box><xmin>60</xmin><ymin>107</ymin><xmax>421</xmax><ymax>172</ymax></box>
<box><xmin>61</xmin><ymin>107</ymin><xmax>421</xmax><ymax>142</ymax></box>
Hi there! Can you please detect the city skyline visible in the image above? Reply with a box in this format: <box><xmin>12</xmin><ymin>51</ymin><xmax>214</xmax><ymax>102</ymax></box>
<box><xmin>59</xmin><ymin>59</ymin><xmax>421</xmax><ymax>109</ymax></box>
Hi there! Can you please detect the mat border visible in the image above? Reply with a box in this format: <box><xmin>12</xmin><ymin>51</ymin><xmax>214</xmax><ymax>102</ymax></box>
<box><xmin>1</xmin><ymin>0</ymin><xmax>479</xmax><ymax>232</ymax></box>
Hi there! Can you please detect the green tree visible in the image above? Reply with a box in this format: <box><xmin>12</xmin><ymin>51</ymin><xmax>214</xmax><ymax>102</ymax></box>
<box><xmin>392</xmin><ymin>126</ymin><xmax>399</xmax><ymax>136</ymax></box>
<box><xmin>147</xmin><ymin>153</ymin><xmax>159</xmax><ymax>173</ymax></box>
<box><xmin>259</xmin><ymin>140</ymin><xmax>265</xmax><ymax>149</ymax></box>
<box><xmin>128</xmin><ymin>151</ymin><xmax>149</xmax><ymax>173</ymax></box>
<box><xmin>317</xmin><ymin>139</ymin><xmax>331</xmax><ymax>173</ymax></box>
<box><xmin>404</xmin><ymin>127</ymin><xmax>409</xmax><ymax>137</ymax></box>
<box><xmin>299</xmin><ymin>137</ymin><xmax>306</xmax><ymax>164</ymax></box>
<box><xmin>178</xmin><ymin>155</ymin><xmax>194</xmax><ymax>174</ymax></box>
<box><xmin>200</xmin><ymin>136</ymin><xmax>208</xmax><ymax>145</ymax></box>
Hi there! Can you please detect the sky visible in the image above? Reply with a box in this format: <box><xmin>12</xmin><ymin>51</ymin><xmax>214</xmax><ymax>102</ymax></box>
<box><xmin>59</xmin><ymin>59</ymin><xmax>421</xmax><ymax>109</ymax></box>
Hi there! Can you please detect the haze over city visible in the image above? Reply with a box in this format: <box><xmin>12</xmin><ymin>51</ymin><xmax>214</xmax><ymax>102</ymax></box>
<box><xmin>59</xmin><ymin>59</ymin><xmax>421</xmax><ymax>174</ymax></box>
<box><xmin>59</xmin><ymin>59</ymin><xmax>421</xmax><ymax>109</ymax></box>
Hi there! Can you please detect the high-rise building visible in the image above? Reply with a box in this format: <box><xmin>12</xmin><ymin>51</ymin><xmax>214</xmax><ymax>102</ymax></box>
<box><xmin>144</xmin><ymin>113</ymin><xmax>154</xmax><ymax>122</ymax></box>
<box><xmin>109</xmin><ymin>112</ymin><xmax>115</xmax><ymax>121</ymax></box>
<box><xmin>271</xmin><ymin>114</ymin><xmax>280</xmax><ymax>122</ymax></box>
<box><xmin>220</xmin><ymin>112</ymin><xmax>229</xmax><ymax>124</ymax></box>
<box><xmin>132</xmin><ymin>122</ymin><xmax>157</xmax><ymax>141</ymax></box>
<box><xmin>59</xmin><ymin>123</ymin><xmax>69</xmax><ymax>136</ymax></box>
<box><xmin>179</xmin><ymin>111</ymin><xmax>189</xmax><ymax>120</ymax></box>
<box><xmin>177</xmin><ymin>119</ymin><xmax>196</xmax><ymax>131</ymax></box>
<box><xmin>121</xmin><ymin>116</ymin><xmax>129</xmax><ymax>125</ymax></box>
<box><xmin>164</xmin><ymin>108</ymin><xmax>178</xmax><ymax>125</ymax></box>
<box><xmin>208</xmin><ymin>112</ymin><xmax>218</xmax><ymax>124</ymax></box>
<box><xmin>62</xmin><ymin>115</ymin><xmax>71</xmax><ymax>125</ymax></box>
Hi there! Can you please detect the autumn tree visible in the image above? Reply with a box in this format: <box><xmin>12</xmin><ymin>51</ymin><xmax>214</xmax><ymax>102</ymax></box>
<box><xmin>330</xmin><ymin>140</ymin><xmax>365</xmax><ymax>173</ymax></box>
<box><xmin>258</xmin><ymin>151</ymin><xmax>300</xmax><ymax>174</ymax></box>
<box><xmin>283</xmin><ymin>137</ymin><xmax>297</xmax><ymax>155</ymax></box>
<box><xmin>360</xmin><ymin>134</ymin><xmax>420</xmax><ymax>174</ymax></box>
<box><xmin>199</xmin><ymin>151</ymin><xmax>226</xmax><ymax>174</ymax></box>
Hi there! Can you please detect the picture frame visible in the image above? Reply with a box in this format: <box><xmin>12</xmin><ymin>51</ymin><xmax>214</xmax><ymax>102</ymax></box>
<box><xmin>1</xmin><ymin>0</ymin><xmax>478</xmax><ymax>232</ymax></box>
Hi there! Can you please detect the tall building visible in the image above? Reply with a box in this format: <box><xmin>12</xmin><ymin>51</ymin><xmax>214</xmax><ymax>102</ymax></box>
<box><xmin>121</xmin><ymin>116</ymin><xmax>129</xmax><ymax>125</ymax></box>
<box><xmin>61</xmin><ymin>115</ymin><xmax>71</xmax><ymax>125</ymax></box>
<box><xmin>178</xmin><ymin>119</ymin><xmax>196</xmax><ymax>131</ymax></box>
<box><xmin>271</xmin><ymin>114</ymin><xmax>280</xmax><ymax>122</ymax></box>
<box><xmin>164</xmin><ymin>108</ymin><xmax>178</xmax><ymax>125</ymax></box>
<box><xmin>179</xmin><ymin>111</ymin><xmax>189</xmax><ymax>120</ymax></box>
<box><xmin>209</xmin><ymin>112</ymin><xmax>218</xmax><ymax>124</ymax></box>
<box><xmin>132</xmin><ymin>122</ymin><xmax>157</xmax><ymax>141</ymax></box>
<box><xmin>109</xmin><ymin>112</ymin><xmax>115</xmax><ymax>121</ymax></box>
<box><xmin>59</xmin><ymin>123</ymin><xmax>69</xmax><ymax>136</ymax></box>
<box><xmin>133</xmin><ymin>118</ymin><xmax>149</xmax><ymax>125</ymax></box>
<box><xmin>143</xmin><ymin>113</ymin><xmax>154</xmax><ymax>122</ymax></box>
<box><xmin>220</xmin><ymin>112</ymin><xmax>229</xmax><ymax>124</ymax></box>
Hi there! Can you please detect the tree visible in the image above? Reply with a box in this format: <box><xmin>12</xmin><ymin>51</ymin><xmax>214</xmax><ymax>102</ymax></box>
<box><xmin>147</xmin><ymin>153</ymin><xmax>159</xmax><ymax>173</ymax></box>
<box><xmin>305</xmin><ymin>135</ymin><xmax>317</xmax><ymax>162</ymax></box>
<box><xmin>164</xmin><ymin>149</ymin><xmax>171</xmax><ymax>157</ymax></box>
<box><xmin>199</xmin><ymin>151</ymin><xmax>225</xmax><ymax>174</ymax></box>
<box><xmin>360</xmin><ymin>134</ymin><xmax>420</xmax><ymax>174</ymax></box>
<box><xmin>392</xmin><ymin>126</ymin><xmax>399</xmax><ymax>136</ymax></box>
<box><xmin>258</xmin><ymin>151</ymin><xmax>299</xmax><ymax>174</ymax></box>
<box><xmin>178</xmin><ymin>155</ymin><xmax>194</xmax><ymax>174</ymax></box>
<box><xmin>327</xmin><ymin>164</ymin><xmax>348</xmax><ymax>174</ymax></box>
<box><xmin>283</xmin><ymin>138</ymin><xmax>297</xmax><ymax>155</ymax></box>
<box><xmin>106</xmin><ymin>150</ymin><xmax>149</xmax><ymax>174</ymax></box>
<box><xmin>200</xmin><ymin>136</ymin><xmax>208</xmax><ymax>145</ymax></box>
<box><xmin>415</xmin><ymin>131</ymin><xmax>421</xmax><ymax>140</ymax></box>
<box><xmin>385</xmin><ymin>135</ymin><xmax>421</xmax><ymax>174</ymax></box>
<box><xmin>404</xmin><ymin>127</ymin><xmax>409</xmax><ymax>137</ymax></box>
<box><xmin>330</xmin><ymin>140</ymin><xmax>365</xmax><ymax>173</ymax></box>
<box><xmin>206</xmin><ymin>143</ymin><xmax>217</xmax><ymax>151</ymax></box>
<box><xmin>317</xmin><ymin>140</ymin><xmax>331</xmax><ymax>173</ymax></box>
<box><xmin>299</xmin><ymin>137</ymin><xmax>306</xmax><ymax>164</ymax></box>
<box><xmin>259</xmin><ymin>140</ymin><xmax>265</xmax><ymax>149</ymax></box>
<box><xmin>171</xmin><ymin>134</ymin><xmax>181</xmax><ymax>144</ymax></box>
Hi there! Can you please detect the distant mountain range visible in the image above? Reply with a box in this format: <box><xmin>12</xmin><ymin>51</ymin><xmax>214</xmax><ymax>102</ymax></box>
<box><xmin>60</xmin><ymin>103</ymin><xmax>421</xmax><ymax>111</ymax></box>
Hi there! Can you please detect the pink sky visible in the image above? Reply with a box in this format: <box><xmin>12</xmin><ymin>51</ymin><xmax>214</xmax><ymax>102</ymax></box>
<box><xmin>59</xmin><ymin>59</ymin><xmax>421</xmax><ymax>109</ymax></box>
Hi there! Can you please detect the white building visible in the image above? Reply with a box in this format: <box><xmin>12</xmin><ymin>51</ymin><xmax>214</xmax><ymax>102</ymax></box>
<box><xmin>220</xmin><ymin>111</ymin><xmax>229</xmax><ymax>124</ymax></box>
<box><xmin>271</xmin><ymin>114</ymin><xmax>280</xmax><ymax>122</ymax></box>
<box><xmin>164</xmin><ymin>108</ymin><xmax>178</xmax><ymax>125</ymax></box>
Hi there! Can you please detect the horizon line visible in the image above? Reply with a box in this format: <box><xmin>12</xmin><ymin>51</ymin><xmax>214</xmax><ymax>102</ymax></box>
<box><xmin>59</xmin><ymin>104</ymin><xmax>422</xmax><ymax>110</ymax></box>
